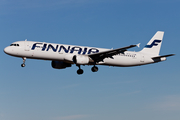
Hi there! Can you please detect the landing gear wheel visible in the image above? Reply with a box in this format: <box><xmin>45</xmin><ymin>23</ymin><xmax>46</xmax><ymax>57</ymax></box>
<box><xmin>91</xmin><ymin>66</ymin><xmax>98</xmax><ymax>72</ymax></box>
<box><xmin>21</xmin><ymin>57</ymin><xmax>26</xmax><ymax>67</ymax></box>
<box><xmin>77</xmin><ymin>69</ymin><xmax>84</xmax><ymax>75</ymax></box>
<box><xmin>21</xmin><ymin>63</ymin><xmax>25</xmax><ymax>67</ymax></box>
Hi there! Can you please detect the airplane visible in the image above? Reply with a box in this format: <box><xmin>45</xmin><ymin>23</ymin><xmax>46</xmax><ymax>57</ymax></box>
<box><xmin>4</xmin><ymin>31</ymin><xmax>174</xmax><ymax>75</ymax></box>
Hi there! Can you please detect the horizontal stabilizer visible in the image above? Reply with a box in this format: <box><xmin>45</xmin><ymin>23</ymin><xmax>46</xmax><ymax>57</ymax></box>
<box><xmin>152</xmin><ymin>54</ymin><xmax>175</xmax><ymax>59</ymax></box>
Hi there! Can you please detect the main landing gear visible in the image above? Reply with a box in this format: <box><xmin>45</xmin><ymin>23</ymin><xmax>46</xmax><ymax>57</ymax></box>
<box><xmin>76</xmin><ymin>65</ymin><xmax>99</xmax><ymax>75</ymax></box>
<box><xmin>21</xmin><ymin>57</ymin><xmax>26</xmax><ymax>67</ymax></box>
<box><xmin>77</xmin><ymin>65</ymin><xmax>84</xmax><ymax>75</ymax></box>
<box><xmin>91</xmin><ymin>65</ymin><xmax>98</xmax><ymax>72</ymax></box>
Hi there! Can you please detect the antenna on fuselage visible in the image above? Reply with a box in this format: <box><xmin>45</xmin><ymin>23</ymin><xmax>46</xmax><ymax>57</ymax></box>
<box><xmin>25</xmin><ymin>39</ymin><xmax>27</xmax><ymax>41</ymax></box>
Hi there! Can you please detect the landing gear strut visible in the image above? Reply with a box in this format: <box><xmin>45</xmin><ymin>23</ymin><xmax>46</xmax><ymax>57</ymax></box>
<box><xmin>77</xmin><ymin>65</ymin><xmax>84</xmax><ymax>75</ymax></box>
<box><xmin>21</xmin><ymin>57</ymin><xmax>26</xmax><ymax>67</ymax></box>
<box><xmin>91</xmin><ymin>65</ymin><xmax>98</xmax><ymax>72</ymax></box>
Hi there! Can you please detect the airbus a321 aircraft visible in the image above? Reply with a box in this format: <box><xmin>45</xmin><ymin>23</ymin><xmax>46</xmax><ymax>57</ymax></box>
<box><xmin>4</xmin><ymin>31</ymin><xmax>174</xmax><ymax>75</ymax></box>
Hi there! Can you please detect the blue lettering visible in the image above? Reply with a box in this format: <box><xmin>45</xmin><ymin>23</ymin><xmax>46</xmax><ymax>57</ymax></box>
<box><xmin>58</xmin><ymin>46</ymin><xmax>70</xmax><ymax>53</ymax></box>
<box><xmin>42</xmin><ymin>44</ymin><xmax>47</xmax><ymax>51</ymax></box>
<box><xmin>46</xmin><ymin>44</ymin><xmax>59</xmax><ymax>52</ymax></box>
<box><xmin>82</xmin><ymin>48</ymin><xmax>87</xmax><ymax>55</ymax></box>
<box><xmin>70</xmin><ymin>47</ymin><xmax>82</xmax><ymax>54</ymax></box>
<box><xmin>31</xmin><ymin>43</ymin><xmax>43</xmax><ymax>50</ymax></box>
<box><xmin>32</xmin><ymin>43</ymin><xmax>100</xmax><ymax>55</ymax></box>
<box><xmin>88</xmin><ymin>48</ymin><xmax>99</xmax><ymax>54</ymax></box>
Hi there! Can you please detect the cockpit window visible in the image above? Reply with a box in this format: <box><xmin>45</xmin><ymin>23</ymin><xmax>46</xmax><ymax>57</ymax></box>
<box><xmin>10</xmin><ymin>44</ymin><xmax>20</xmax><ymax>46</ymax></box>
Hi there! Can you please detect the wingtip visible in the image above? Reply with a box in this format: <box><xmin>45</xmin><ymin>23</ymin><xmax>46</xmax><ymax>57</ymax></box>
<box><xmin>136</xmin><ymin>43</ymin><xmax>140</xmax><ymax>48</ymax></box>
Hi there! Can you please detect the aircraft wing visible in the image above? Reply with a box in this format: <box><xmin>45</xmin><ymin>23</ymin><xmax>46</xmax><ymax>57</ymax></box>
<box><xmin>88</xmin><ymin>44</ymin><xmax>138</xmax><ymax>63</ymax></box>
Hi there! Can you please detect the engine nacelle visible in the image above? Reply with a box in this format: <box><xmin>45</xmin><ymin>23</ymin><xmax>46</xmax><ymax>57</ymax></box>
<box><xmin>152</xmin><ymin>57</ymin><xmax>166</xmax><ymax>63</ymax></box>
<box><xmin>73</xmin><ymin>55</ymin><xmax>90</xmax><ymax>64</ymax></box>
<box><xmin>51</xmin><ymin>61</ymin><xmax>72</xmax><ymax>69</ymax></box>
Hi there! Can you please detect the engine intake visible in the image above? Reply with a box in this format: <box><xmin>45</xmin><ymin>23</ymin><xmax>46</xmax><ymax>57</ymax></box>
<box><xmin>51</xmin><ymin>61</ymin><xmax>71</xmax><ymax>69</ymax></box>
<box><xmin>73</xmin><ymin>55</ymin><xmax>90</xmax><ymax>64</ymax></box>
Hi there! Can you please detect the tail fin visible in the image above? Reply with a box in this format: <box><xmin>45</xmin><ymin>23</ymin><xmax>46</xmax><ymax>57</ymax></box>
<box><xmin>140</xmin><ymin>31</ymin><xmax>164</xmax><ymax>56</ymax></box>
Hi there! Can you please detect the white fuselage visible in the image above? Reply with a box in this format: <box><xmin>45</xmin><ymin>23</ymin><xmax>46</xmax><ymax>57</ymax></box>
<box><xmin>4</xmin><ymin>41</ymin><xmax>159</xmax><ymax>67</ymax></box>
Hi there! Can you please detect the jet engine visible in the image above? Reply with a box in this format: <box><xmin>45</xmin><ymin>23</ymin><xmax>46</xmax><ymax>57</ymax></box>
<box><xmin>72</xmin><ymin>55</ymin><xmax>90</xmax><ymax>64</ymax></box>
<box><xmin>51</xmin><ymin>61</ymin><xmax>72</xmax><ymax>69</ymax></box>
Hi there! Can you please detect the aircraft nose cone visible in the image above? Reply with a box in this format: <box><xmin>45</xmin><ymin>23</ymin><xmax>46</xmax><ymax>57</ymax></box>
<box><xmin>4</xmin><ymin>47</ymin><xmax>11</xmax><ymax>54</ymax></box>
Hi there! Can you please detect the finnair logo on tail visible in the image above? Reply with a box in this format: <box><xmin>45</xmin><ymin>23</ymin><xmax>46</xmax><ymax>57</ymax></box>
<box><xmin>145</xmin><ymin>40</ymin><xmax>161</xmax><ymax>48</ymax></box>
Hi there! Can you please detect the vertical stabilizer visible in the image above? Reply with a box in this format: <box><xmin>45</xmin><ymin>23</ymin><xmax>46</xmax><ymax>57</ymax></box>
<box><xmin>140</xmin><ymin>31</ymin><xmax>164</xmax><ymax>56</ymax></box>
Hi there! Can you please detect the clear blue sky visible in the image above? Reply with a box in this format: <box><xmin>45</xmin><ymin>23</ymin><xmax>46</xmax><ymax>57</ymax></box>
<box><xmin>0</xmin><ymin>0</ymin><xmax>180</xmax><ymax>120</ymax></box>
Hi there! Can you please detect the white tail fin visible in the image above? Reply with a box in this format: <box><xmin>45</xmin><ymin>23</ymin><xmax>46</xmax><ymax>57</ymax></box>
<box><xmin>140</xmin><ymin>31</ymin><xmax>164</xmax><ymax>56</ymax></box>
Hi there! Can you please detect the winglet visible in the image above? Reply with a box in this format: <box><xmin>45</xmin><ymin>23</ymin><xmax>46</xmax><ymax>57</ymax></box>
<box><xmin>137</xmin><ymin>43</ymin><xmax>140</xmax><ymax>48</ymax></box>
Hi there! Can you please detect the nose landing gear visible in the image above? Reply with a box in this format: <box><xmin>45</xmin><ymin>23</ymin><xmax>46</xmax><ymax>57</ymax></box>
<box><xmin>21</xmin><ymin>57</ymin><xmax>26</xmax><ymax>67</ymax></box>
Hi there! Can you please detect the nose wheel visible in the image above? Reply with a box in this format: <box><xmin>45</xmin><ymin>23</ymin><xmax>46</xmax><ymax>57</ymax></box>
<box><xmin>21</xmin><ymin>63</ymin><xmax>25</xmax><ymax>67</ymax></box>
<box><xmin>21</xmin><ymin>57</ymin><xmax>26</xmax><ymax>67</ymax></box>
